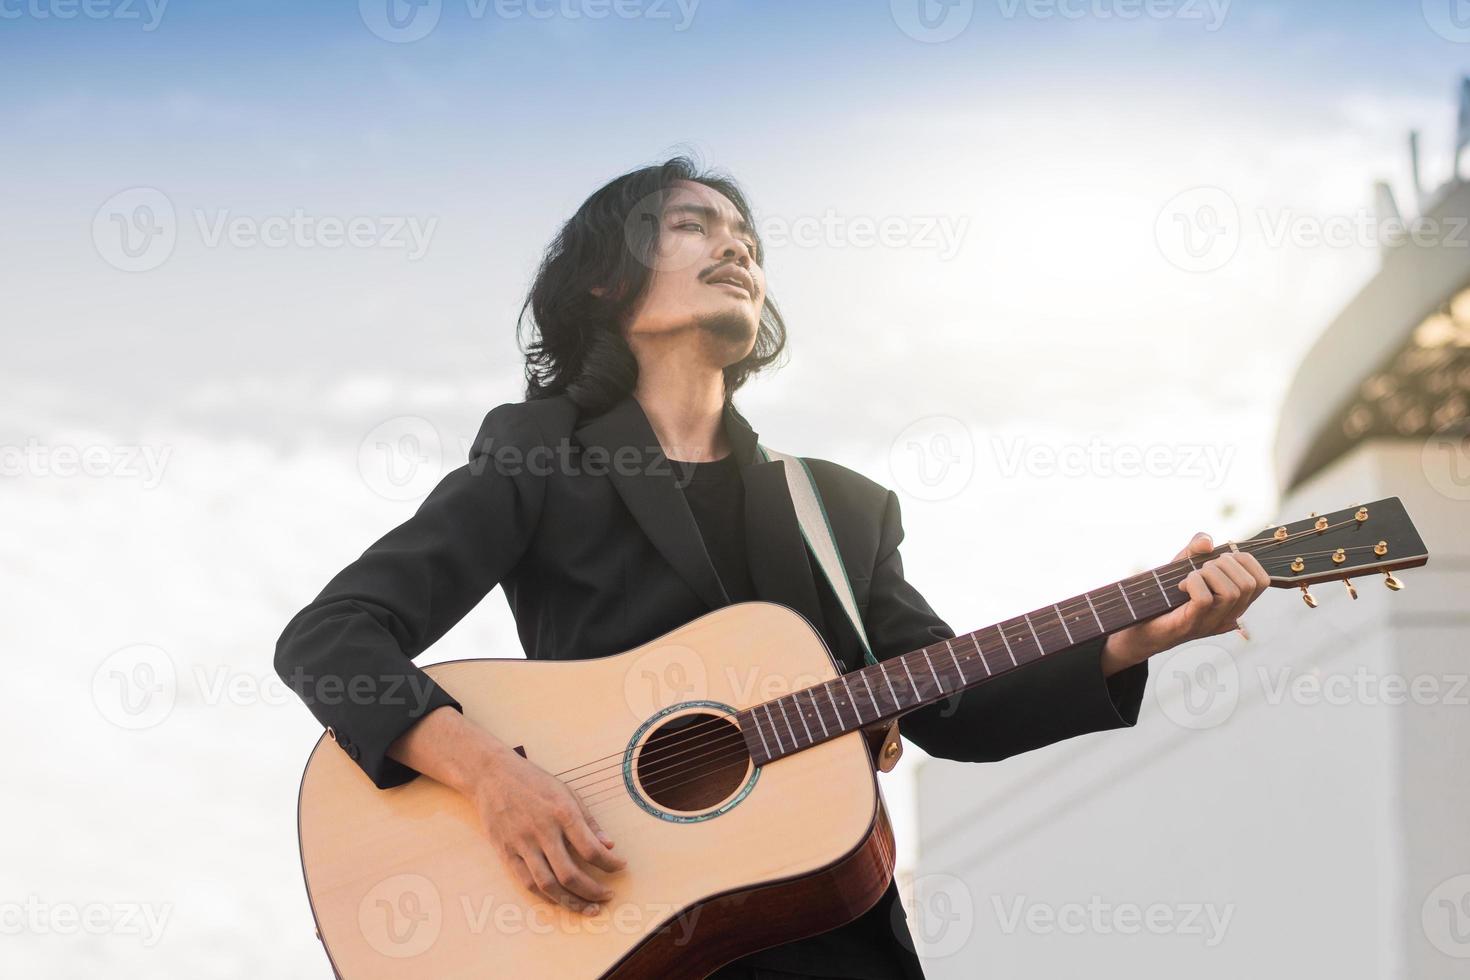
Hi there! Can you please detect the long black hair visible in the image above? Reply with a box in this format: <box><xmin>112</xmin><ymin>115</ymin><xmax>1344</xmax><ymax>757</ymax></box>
<box><xmin>517</xmin><ymin>154</ymin><xmax>787</xmax><ymax>416</ymax></box>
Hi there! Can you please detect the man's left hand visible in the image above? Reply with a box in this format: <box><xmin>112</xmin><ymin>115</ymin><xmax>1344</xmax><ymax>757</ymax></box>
<box><xmin>1100</xmin><ymin>532</ymin><xmax>1270</xmax><ymax>677</ymax></box>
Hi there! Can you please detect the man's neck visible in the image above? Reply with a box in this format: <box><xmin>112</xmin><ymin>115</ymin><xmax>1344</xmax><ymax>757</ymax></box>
<box><xmin>632</xmin><ymin>373</ymin><xmax>730</xmax><ymax>464</ymax></box>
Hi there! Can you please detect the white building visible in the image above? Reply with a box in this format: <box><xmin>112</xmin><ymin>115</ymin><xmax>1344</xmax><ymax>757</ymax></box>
<box><xmin>910</xmin><ymin>139</ymin><xmax>1470</xmax><ymax>979</ymax></box>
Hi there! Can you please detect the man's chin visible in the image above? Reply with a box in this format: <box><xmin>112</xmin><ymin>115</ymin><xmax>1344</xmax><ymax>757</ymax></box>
<box><xmin>694</xmin><ymin>307</ymin><xmax>759</xmax><ymax>346</ymax></box>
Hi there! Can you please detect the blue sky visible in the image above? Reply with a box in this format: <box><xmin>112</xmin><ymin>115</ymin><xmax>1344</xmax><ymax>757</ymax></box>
<box><xmin>6</xmin><ymin>2</ymin><xmax>1470</xmax><ymax>974</ymax></box>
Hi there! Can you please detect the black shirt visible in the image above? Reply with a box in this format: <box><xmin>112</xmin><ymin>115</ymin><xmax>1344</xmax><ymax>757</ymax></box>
<box><xmin>678</xmin><ymin>453</ymin><xmax>910</xmax><ymax>980</ymax></box>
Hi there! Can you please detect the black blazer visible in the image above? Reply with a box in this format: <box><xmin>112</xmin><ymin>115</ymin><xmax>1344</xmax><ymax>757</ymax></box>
<box><xmin>274</xmin><ymin>391</ymin><xmax>1148</xmax><ymax>979</ymax></box>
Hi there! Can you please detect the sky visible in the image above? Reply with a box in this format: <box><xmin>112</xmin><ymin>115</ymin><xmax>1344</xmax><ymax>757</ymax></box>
<box><xmin>5</xmin><ymin>0</ymin><xmax>1470</xmax><ymax>975</ymax></box>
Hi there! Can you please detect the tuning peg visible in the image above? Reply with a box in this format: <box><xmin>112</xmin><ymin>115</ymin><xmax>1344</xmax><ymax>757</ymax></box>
<box><xmin>1344</xmin><ymin>579</ymin><xmax>1358</xmax><ymax>600</ymax></box>
<box><xmin>1300</xmin><ymin>585</ymin><xmax>1318</xmax><ymax>608</ymax></box>
<box><xmin>1384</xmin><ymin>572</ymin><xmax>1404</xmax><ymax>591</ymax></box>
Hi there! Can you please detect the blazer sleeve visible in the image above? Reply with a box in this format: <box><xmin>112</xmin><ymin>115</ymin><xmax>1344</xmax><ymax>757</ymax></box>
<box><xmin>273</xmin><ymin>403</ymin><xmax>547</xmax><ymax>789</ymax></box>
<box><xmin>862</xmin><ymin>489</ymin><xmax>1148</xmax><ymax>764</ymax></box>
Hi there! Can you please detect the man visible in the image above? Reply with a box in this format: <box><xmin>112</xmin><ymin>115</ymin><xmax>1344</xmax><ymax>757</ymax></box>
<box><xmin>275</xmin><ymin>156</ymin><xmax>1270</xmax><ymax>979</ymax></box>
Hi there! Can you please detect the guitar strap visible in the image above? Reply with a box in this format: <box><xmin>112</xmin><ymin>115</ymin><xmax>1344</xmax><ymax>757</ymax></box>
<box><xmin>757</xmin><ymin>445</ymin><xmax>879</xmax><ymax>668</ymax></box>
<box><xmin>757</xmin><ymin>446</ymin><xmax>903</xmax><ymax>772</ymax></box>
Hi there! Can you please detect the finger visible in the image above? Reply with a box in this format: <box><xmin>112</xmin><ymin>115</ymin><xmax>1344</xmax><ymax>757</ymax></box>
<box><xmin>1214</xmin><ymin>556</ymin><xmax>1259</xmax><ymax>620</ymax></box>
<box><xmin>1236</xmin><ymin>550</ymin><xmax>1270</xmax><ymax>593</ymax></box>
<box><xmin>543</xmin><ymin>835</ymin><xmax>613</xmax><ymax>905</ymax></box>
<box><xmin>1172</xmin><ymin>532</ymin><xmax>1213</xmax><ymax>562</ymax></box>
<box><xmin>1199</xmin><ymin>564</ymin><xmax>1242</xmax><ymax>632</ymax></box>
<box><xmin>522</xmin><ymin>848</ymin><xmax>599</xmax><ymax>914</ymax></box>
<box><xmin>566</xmin><ymin>809</ymin><xmax>627</xmax><ymax>873</ymax></box>
<box><xmin>507</xmin><ymin>851</ymin><xmax>536</xmax><ymax>893</ymax></box>
<box><xmin>1174</xmin><ymin>570</ymin><xmax>1214</xmax><ymax>633</ymax></box>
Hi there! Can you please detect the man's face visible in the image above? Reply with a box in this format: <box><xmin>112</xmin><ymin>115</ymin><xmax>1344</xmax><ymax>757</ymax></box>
<box><xmin>620</xmin><ymin>179</ymin><xmax>766</xmax><ymax>363</ymax></box>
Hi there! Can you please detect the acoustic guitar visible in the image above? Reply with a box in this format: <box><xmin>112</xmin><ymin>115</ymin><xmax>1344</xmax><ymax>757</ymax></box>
<box><xmin>295</xmin><ymin>497</ymin><xmax>1428</xmax><ymax>978</ymax></box>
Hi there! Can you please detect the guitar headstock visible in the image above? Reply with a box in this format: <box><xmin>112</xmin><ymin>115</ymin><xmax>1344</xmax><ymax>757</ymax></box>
<box><xmin>1243</xmin><ymin>497</ymin><xmax>1428</xmax><ymax>603</ymax></box>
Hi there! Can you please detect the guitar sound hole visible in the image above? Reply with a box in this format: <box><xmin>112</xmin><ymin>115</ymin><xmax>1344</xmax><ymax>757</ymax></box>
<box><xmin>634</xmin><ymin>711</ymin><xmax>750</xmax><ymax>813</ymax></box>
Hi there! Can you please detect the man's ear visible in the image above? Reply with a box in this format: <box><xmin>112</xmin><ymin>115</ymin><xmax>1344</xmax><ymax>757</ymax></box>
<box><xmin>590</xmin><ymin>285</ymin><xmax>606</xmax><ymax>298</ymax></box>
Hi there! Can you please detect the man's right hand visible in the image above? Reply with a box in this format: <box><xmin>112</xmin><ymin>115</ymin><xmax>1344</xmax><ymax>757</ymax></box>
<box><xmin>468</xmin><ymin>746</ymin><xmax>627</xmax><ymax>916</ymax></box>
<box><xmin>388</xmin><ymin>705</ymin><xmax>627</xmax><ymax>916</ymax></box>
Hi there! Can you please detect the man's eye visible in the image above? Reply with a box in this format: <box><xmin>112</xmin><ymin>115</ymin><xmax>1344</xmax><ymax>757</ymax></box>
<box><xmin>675</xmin><ymin>220</ymin><xmax>704</xmax><ymax>232</ymax></box>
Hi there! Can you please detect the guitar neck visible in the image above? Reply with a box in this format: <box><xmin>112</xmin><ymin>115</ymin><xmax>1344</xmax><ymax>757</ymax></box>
<box><xmin>738</xmin><ymin>549</ymin><xmax>1208</xmax><ymax>767</ymax></box>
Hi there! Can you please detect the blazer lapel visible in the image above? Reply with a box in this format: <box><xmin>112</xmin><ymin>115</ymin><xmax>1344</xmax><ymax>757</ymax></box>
<box><xmin>573</xmin><ymin>394</ymin><xmax>730</xmax><ymax>611</ymax></box>
<box><xmin>572</xmin><ymin>393</ymin><xmax>828</xmax><ymax>640</ymax></box>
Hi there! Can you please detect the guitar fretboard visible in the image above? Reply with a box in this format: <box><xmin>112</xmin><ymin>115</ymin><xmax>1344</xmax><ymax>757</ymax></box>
<box><xmin>737</xmin><ymin>551</ymin><xmax>1209</xmax><ymax>767</ymax></box>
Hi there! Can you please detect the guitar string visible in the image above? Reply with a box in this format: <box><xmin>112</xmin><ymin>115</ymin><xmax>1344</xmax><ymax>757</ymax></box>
<box><xmin>555</xmin><ymin>524</ymin><xmax>1374</xmax><ymax>792</ymax></box>
<box><xmin>579</xmin><ymin>543</ymin><xmax>1381</xmax><ymax>811</ymax></box>
<box><xmin>579</xmin><ymin>547</ymin><xmax>1389</xmax><ymax>816</ymax></box>
<box><xmin>570</xmin><ymin>539</ymin><xmax>1386</xmax><ymax>808</ymax></box>
<box><xmin>555</xmin><ymin>526</ymin><xmax>1377</xmax><ymax>795</ymax></box>
<box><xmin>578</xmin><ymin>545</ymin><xmax>1384</xmax><ymax>815</ymax></box>
<box><xmin>575</xmin><ymin>539</ymin><xmax>1383</xmax><ymax>807</ymax></box>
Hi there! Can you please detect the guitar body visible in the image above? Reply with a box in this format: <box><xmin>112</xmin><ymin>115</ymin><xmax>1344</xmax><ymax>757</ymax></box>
<box><xmin>297</xmin><ymin>601</ymin><xmax>896</xmax><ymax>979</ymax></box>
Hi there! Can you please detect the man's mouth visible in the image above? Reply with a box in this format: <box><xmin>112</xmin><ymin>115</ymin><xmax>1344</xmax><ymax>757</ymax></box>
<box><xmin>709</xmin><ymin>280</ymin><xmax>751</xmax><ymax>298</ymax></box>
<box><xmin>703</xmin><ymin>265</ymin><xmax>755</xmax><ymax>298</ymax></box>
